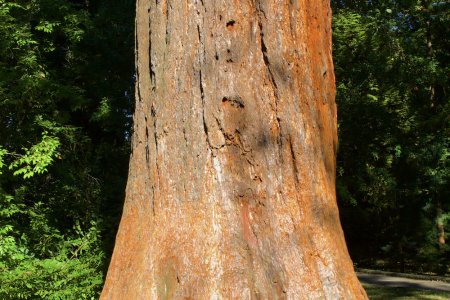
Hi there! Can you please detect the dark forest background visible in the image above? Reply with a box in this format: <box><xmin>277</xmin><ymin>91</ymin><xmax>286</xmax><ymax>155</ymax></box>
<box><xmin>0</xmin><ymin>0</ymin><xmax>448</xmax><ymax>298</ymax></box>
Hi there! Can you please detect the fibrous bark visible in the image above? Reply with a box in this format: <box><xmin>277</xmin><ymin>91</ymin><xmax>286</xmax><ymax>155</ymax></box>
<box><xmin>101</xmin><ymin>0</ymin><xmax>367</xmax><ymax>299</ymax></box>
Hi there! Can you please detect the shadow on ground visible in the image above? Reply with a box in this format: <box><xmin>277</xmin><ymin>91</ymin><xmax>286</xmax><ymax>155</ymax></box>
<box><xmin>363</xmin><ymin>284</ymin><xmax>450</xmax><ymax>300</ymax></box>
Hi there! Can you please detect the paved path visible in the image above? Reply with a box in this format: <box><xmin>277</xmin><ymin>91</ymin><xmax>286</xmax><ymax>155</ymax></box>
<box><xmin>357</xmin><ymin>272</ymin><xmax>450</xmax><ymax>292</ymax></box>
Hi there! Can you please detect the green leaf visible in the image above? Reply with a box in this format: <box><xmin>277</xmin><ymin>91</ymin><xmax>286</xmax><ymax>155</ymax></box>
<box><xmin>9</xmin><ymin>132</ymin><xmax>60</xmax><ymax>179</ymax></box>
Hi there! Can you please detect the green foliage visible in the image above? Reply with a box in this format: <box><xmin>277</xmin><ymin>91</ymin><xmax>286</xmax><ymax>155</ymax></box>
<box><xmin>0</xmin><ymin>0</ymin><xmax>134</xmax><ymax>298</ymax></box>
<box><xmin>0</xmin><ymin>147</ymin><xmax>7</xmax><ymax>173</ymax></box>
<box><xmin>9</xmin><ymin>132</ymin><xmax>60</xmax><ymax>178</ymax></box>
<box><xmin>332</xmin><ymin>0</ymin><xmax>449</xmax><ymax>274</ymax></box>
<box><xmin>0</xmin><ymin>194</ymin><xmax>104</xmax><ymax>299</ymax></box>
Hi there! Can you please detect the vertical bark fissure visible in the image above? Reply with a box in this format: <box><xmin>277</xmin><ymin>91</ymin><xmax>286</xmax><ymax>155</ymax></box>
<box><xmin>258</xmin><ymin>23</ymin><xmax>278</xmax><ymax>97</ymax></box>
<box><xmin>151</xmin><ymin>185</ymin><xmax>156</xmax><ymax>215</ymax></box>
<box><xmin>145</xmin><ymin>117</ymin><xmax>150</xmax><ymax>162</ymax></box>
<box><xmin>151</xmin><ymin>103</ymin><xmax>160</xmax><ymax>198</ymax></box>
<box><xmin>199</xmin><ymin>68</ymin><xmax>211</xmax><ymax>149</ymax></box>
<box><xmin>288</xmin><ymin>134</ymin><xmax>300</xmax><ymax>185</ymax></box>
<box><xmin>136</xmin><ymin>73</ymin><xmax>143</xmax><ymax>104</ymax></box>
<box><xmin>255</xmin><ymin>6</ymin><xmax>282</xmax><ymax>146</ymax></box>
<box><xmin>135</xmin><ymin>20</ymin><xmax>143</xmax><ymax>103</ymax></box>
<box><xmin>148</xmin><ymin>19</ymin><xmax>155</xmax><ymax>91</ymax></box>
<box><xmin>197</xmin><ymin>20</ymin><xmax>212</xmax><ymax>151</ymax></box>
<box><xmin>165</xmin><ymin>0</ymin><xmax>171</xmax><ymax>46</ymax></box>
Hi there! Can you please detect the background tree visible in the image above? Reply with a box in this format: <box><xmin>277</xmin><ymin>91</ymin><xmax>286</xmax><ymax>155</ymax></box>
<box><xmin>0</xmin><ymin>0</ymin><xmax>134</xmax><ymax>298</ymax></box>
<box><xmin>332</xmin><ymin>0</ymin><xmax>449</xmax><ymax>274</ymax></box>
<box><xmin>101</xmin><ymin>1</ymin><xmax>366</xmax><ymax>299</ymax></box>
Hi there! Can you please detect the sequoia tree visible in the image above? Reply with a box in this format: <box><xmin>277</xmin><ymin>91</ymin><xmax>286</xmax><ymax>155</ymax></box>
<box><xmin>102</xmin><ymin>0</ymin><xmax>366</xmax><ymax>298</ymax></box>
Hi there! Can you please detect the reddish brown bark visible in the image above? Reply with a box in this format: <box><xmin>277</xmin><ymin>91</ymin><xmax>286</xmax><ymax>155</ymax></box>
<box><xmin>101</xmin><ymin>0</ymin><xmax>367</xmax><ymax>298</ymax></box>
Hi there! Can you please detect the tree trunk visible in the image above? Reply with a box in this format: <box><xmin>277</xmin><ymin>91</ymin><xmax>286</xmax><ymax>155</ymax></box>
<box><xmin>101</xmin><ymin>0</ymin><xmax>366</xmax><ymax>298</ymax></box>
<box><xmin>422</xmin><ymin>0</ymin><xmax>445</xmax><ymax>249</ymax></box>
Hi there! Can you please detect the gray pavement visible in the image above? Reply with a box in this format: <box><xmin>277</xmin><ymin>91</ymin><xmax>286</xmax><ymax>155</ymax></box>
<box><xmin>357</xmin><ymin>272</ymin><xmax>450</xmax><ymax>292</ymax></box>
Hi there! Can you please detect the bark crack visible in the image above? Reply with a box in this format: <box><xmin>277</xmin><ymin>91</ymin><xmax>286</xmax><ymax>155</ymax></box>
<box><xmin>151</xmin><ymin>186</ymin><xmax>155</xmax><ymax>215</ymax></box>
<box><xmin>288</xmin><ymin>135</ymin><xmax>300</xmax><ymax>184</ymax></box>
<box><xmin>256</xmin><ymin>6</ymin><xmax>282</xmax><ymax>145</ymax></box>
<box><xmin>135</xmin><ymin>20</ymin><xmax>143</xmax><ymax>103</ymax></box>
<box><xmin>165</xmin><ymin>0</ymin><xmax>171</xmax><ymax>45</ymax></box>
<box><xmin>151</xmin><ymin>103</ymin><xmax>161</xmax><ymax>192</ymax></box>
<box><xmin>197</xmin><ymin>21</ymin><xmax>213</xmax><ymax>151</ymax></box>
<box><xmin>258</xmin><ymin>24</ymin><xmax>278</xmax><ymax>97</ymax></box>
<box><xmin>149</xmin><ymin>25</ymin><xmax>156</xmax><ymax>91</ymax></box>
<box><xmin>145</xmin><ymin>116</ymin><xmax>150</xmax><ymax>162</ymax></box>
<box><xmin>199</xmin><ymin>69</ymin><xmax>213</xmax><ymax>150</ymax></box>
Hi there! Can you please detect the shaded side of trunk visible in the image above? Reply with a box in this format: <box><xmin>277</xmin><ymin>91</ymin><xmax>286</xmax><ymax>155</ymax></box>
<box><xmin>102</xmin><ymin>0</ymin><xmax>367</xmax><ymax>298</ymax></box>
